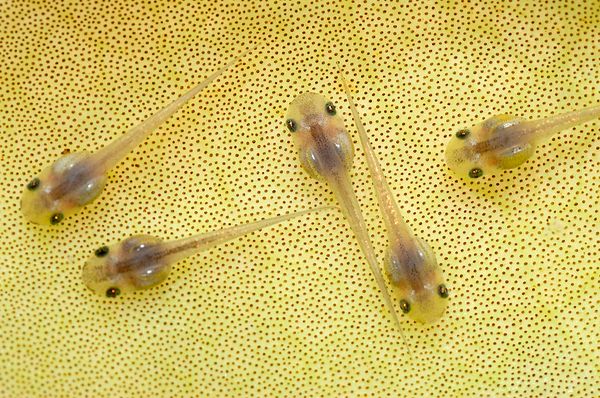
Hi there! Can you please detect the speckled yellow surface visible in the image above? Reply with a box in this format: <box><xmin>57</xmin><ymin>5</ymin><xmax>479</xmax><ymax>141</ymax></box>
<box><xmin>1</xmin><ymin>0</ymin><xmax>598</xmax><ymax>397</ymax></box>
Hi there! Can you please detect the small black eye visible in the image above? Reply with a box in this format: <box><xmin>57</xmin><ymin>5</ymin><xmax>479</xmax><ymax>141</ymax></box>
<box><xmin>399</xmin><ymin>299</ymin><xmax>411</xmax><ymax>314</ymax></box>
<box><xmin>50</xmin><ymin>213</ymin><xmax>64</xmax><ymax>225</ymax></box>
<box><xmin>325</xmin><ymin>102</ymin><xmax>336</xmax><ymax>115</ymax></box>
<box><xmin>286</xmin><ymin>119</ymin><xmax>297</xmax><ymax>132</ymax></box>
<box><xmin>456</xmin><ymin>129</ymin><xmax>470</xmax><ymax>139</ymax></box>
<box><xmin>468</xmin><ymin>168</ymin><xmax>483</xmax><ymax>178</ymax></box>
<box><xmin>95</xmin><ymin>246</ymin><xmax>109</xmax><ymax>257</ymax></box>
<box><xmin>105</xmin><ymin>287</ymin><xmax>120</xmax><ymax>298</ymax></box>
<box><xmin>26</xmin><ymin>178</ymin><xmax>41</xmax><ymax>191</ymax></box>
<box><xmin>438</xmin><ymin>284</ymin><xmax>449</xmax><ymax>298</ymax></box>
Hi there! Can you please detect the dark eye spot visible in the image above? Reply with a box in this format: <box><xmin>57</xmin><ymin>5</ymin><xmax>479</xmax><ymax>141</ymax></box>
<box><xmin>286</xmin><ymin>119</ymin><xmax>297</xmax><ymax>132</ymax></box>
<box><xmin>105</xmin><ymin>287</ymin><xmax>120</xmax><ymax>298</ymax></box>
<box><xmin>95</xmin><ymin>246</ymin><xmax>109</xmax><ymax>257</ymax></box>
<box><xmin>438</xmin><ymin>284</ymin><xmax>449</xmax><ymax>298</ymax></box>
<box><xmin>456</xmin><ymin>129</ymin><xmax>470</xmax><ymax>139</ymax></box>
<box><xmin>50</xmin><ymin>213</ymin><xmax>64</xmax><ymax>225</ymax></box>
<box><xmin>325</xmin><ymin>102</ymin><xmax>336</xmax><ymax>115</ymax></box>
<box><xmin>26</xmin><ymin>178</ymin><xmax>41</xmax><ymax>191</ymax></box>
<box><xmin>469</xmin><ymin>168</ymin><xmax>483</xmax><ymax>178</ymax></box>
<box><xmin>399</xmin><ymin>299</ymin><xmax>411</xmax><ymax>314</ymax></box>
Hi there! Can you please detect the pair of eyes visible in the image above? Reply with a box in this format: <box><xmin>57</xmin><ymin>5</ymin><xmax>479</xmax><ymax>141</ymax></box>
<box><xmin>91</xmin><ymin>245</ymin><xmax>122</xmax><ymax>298</ymax></box>
<box><xmin>26</xmin><ymin>178</ymin><xmax>65</xmax><ymax>225</ymax></box>
<box><xmin>455</xmin><ymin>129</ymin><xmax>484</xmax><ymax>179</ymax></box>
<box><xmin>399</xmin><ymin>284</ymin><xmax>449</xmax><ymax>314</ymax></box>
<box><xmin>285</xmin><ymin>101</ymin><xmax>337</xmax><ymax>133</ymax></box>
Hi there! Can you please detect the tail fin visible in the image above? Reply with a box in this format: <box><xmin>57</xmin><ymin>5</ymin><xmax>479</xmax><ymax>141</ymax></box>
<box><xmin>163</xmin><ymin>206</ymin><xmax>333</xmax><ymax>263</ymax></box>
<box><xmin>523</xmin><ymin>104</ymin><xmax>600</xmax><ymax>142</ymax></box>
<box><xmin>327</xmin><ymin>169</ymin><xmax>411</xmax><ymax>354</ymax></box>
<box><xmin>92</xmin><ymin>45</ymin><xmax>258</xmax><ymax>172</ymax></box>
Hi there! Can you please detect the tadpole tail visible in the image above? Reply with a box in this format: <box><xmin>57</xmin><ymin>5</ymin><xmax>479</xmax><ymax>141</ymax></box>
<box><xmin>325</xmin><ymin>169</ymin><xmax>411</xmax><ymax>353</ymax></box>
<box><xmin>161</xmin><ymin>206</ymin><xmax>333</xmax><ymax>264</ymax></box>
<box><xmin>523</xmin><ymin>103</ymin><xmax>600</xmax><ymax>143</ymax></box>
<box><xmin>91</xmin><ymin>45</ymin><xmax>258</xmax><ymax>174</ymax></box>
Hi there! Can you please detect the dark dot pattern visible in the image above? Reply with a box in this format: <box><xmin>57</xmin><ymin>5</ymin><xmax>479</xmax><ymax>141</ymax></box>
<box><xmin>0</xmin><ymin>0</ymin><xmax>598</xmax><ymax>397</ymax></box>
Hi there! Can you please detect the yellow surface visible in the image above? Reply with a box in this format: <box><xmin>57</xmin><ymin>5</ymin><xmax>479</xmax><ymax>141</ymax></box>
<box><xmin>1</xmin><ymin>0</ymin><xmax>598</xmax><ymax>396</ymax></box>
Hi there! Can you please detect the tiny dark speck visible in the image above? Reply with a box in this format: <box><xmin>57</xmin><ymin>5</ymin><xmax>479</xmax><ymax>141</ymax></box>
<box><xmin>469</xmin><ymin>168</ymin><xmax>483</xmax><ymax>178</ymax></box>
<box><xmin>105</xmin><ymin>287</ymin><xmax>120</xmax><ymax>298</ymax></box>
<box><xmin>26</xmin><ymin>178</ymin><xmax>40</xmax><ymax>191</ymax></box>
<box><xmin>95</xmin><ymin>246</ymin><xmax>109</xmax><ymax>257</ymax></box>
<box><xmin>456</xmin><ymin>129</ymin><xmax>470</xmax><ymax>139</ymax></box>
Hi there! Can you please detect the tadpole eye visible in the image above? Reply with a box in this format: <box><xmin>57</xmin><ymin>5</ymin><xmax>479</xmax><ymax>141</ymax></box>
<box><xmin>286</xmin><ymin>119</ymin><xmax>297</xmax><ymax>132</ymax></box>
<box><xmin>456</xmin><ymin>129</ymin><xmax>470</xmax><ymax>139</ymax></box>
<box><xmin>105</xmin><ymin>287</ymin><xmax>121</xmax><ymax>298</ymax></box>
<box><xmin>438</xmin><ymin>284</ymin><xmax>449</xmax><ymax>298</ymax></box>
<box><xmin>95</xmin><ymin>246</ymin><xmax>109</xmax><ymax>257</ymax></box>
<box><xmin>468</xmin><ymin>168</ymin><xmax>483</xmax><ymax>178</ymax></box>
<box><xmin>26</xmin><ymin>178</ymin><xmax>41</xmax><ymax>191</ymax></box>
<box><xmin>325</xmin><ymin>102</ymin><xmax>336</xmax><ymax>115</ymax></box>
<box><xmin>399</xmin><ymin>299</ymin><xmax>411</xmax><ymax>314</ymax></box>
<box><xmin>50</xmin><ymin>213</ymin><xmax>64</xmax><ymax>225</ymax></box>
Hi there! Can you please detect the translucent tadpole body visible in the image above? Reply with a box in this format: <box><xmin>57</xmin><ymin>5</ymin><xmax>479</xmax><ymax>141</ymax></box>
<box><xmin>82</xmin><ymin>206</ymin><xmax>330</xmax><ymax>297</ymax></box>
<box><xmin>21</xmin><ymin>47</ymin><xmax>255</xmax><ymax>225</ymax></box>
<box><xmin>339</xmin><ymin>70</ymin><xmax>448</xmax><ymax>324</ymax></box>
<box><xmin>445</xmin><ymin>104</ymin><xmax>600</xmax><ymax>179</ymax></box>
<box><xmin>285</xmin><ymin>91</ymin><xmax>404</xmax><ymax>332</ymax></box>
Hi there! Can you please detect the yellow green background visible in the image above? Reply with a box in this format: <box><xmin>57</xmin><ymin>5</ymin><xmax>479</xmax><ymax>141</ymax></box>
<box><xmin>1</xmin><ymin>0</ymin><xmax>598</xmax><ymax>396</ymax></box>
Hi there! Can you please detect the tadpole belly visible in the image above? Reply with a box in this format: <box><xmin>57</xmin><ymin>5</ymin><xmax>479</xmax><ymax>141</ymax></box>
<box><xmin>310</xmin><ymin>126</ymin><xmax>345</xmax><ymax>176</ymax></box>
